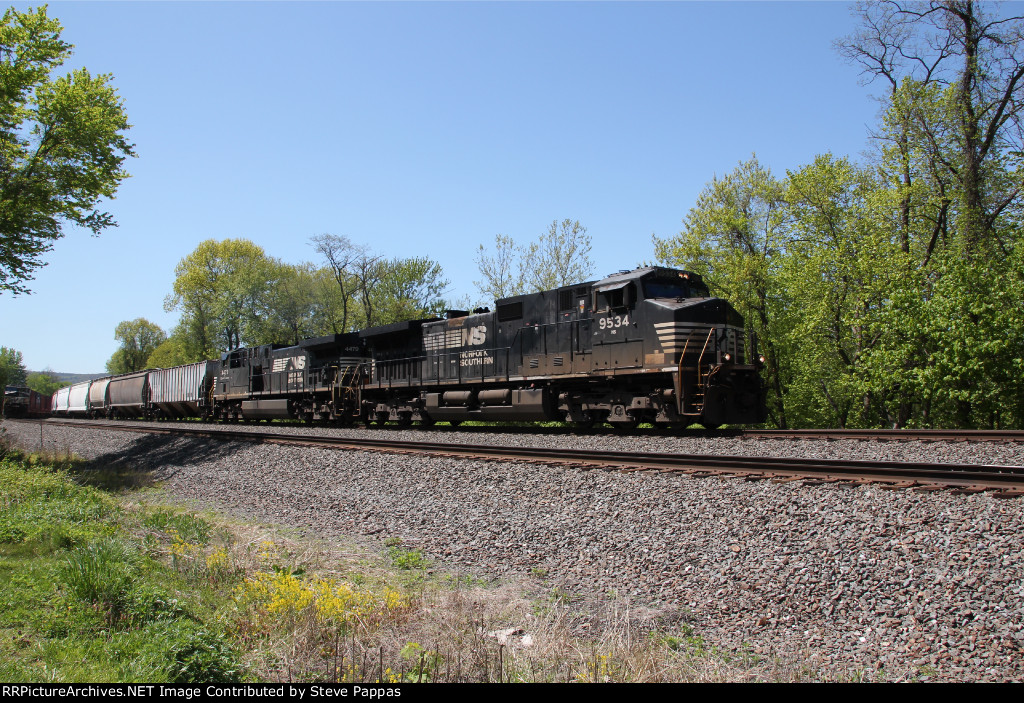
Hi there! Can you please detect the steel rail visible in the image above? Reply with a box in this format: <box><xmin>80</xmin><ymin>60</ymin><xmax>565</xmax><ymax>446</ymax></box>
<box><xmin>23</xmin><ymin>418</ymin><xmax>1024</xmax><ymax>442</ymax></box>
<box><xmin>743</xmin><ymin>428</ymin><xmax>1024</xmax><ymax>442</ymax></box>
<box><xmin>18</xmin><ymin>418</ymin><xmax>1024</xmax><ymax>496</ymax></box>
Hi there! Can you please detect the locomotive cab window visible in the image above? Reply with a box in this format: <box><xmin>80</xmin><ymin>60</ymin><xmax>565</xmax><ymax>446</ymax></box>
<box><xmin>643</xmin><ymin>278</ymin><xmax>710</xmax><ymax>300</ymax></box>
<box><xmin>594</xmin><ymin>282</ymin><xmax>634</xmax><ymax>312</ymax></box>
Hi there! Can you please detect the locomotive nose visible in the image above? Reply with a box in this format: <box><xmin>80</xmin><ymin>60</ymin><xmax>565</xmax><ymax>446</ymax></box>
<box><xmin>647</xmin><ymin>296</ymin><xmax>744</xmax><ymax>328</ymax></box>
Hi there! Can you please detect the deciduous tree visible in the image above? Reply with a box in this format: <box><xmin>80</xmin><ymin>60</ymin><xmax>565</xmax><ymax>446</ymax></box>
<box><xmin>654</xmin><ymin>157</ymin><xmax>792</xmax><ymax>427</ymax></box>
<box><xmin>371</xmin><ymin>256</ymin><xmax>449</xmax><ymax>326</ymax></box>
<box><xmin>145</xmin><ymin>333</ymin><xmax>192</xmax><ymax>369</ymax></box>
<box><xmin>0</xmin><ymin>6</ymin><xmax>135</xmax><ymax>294</ymax></box>
<box><xmin>524</xmin><ymin>219</ymin><xmax>594</xmax><ymax>292</ymax></box>
<box><xmin>263</xmin><ymin>262</ymin><xmax>321</xmax><ymax>345</ymax></box>
<box><xmin>26</xmin><ymin>369</ymin><xmax>64</xmax><ymax>396</ymax></box>
<box><xmin>0</xmin><ymin>346</ymin><xmax>26</xmax><ymax>386</ymax></box>
<box><xmin>311</xmin><ymin>234</ymin><xmax>374</xmax><ymax>333</ymax></box>
<box><xmin>164</xmin><ymin>239</ymin><xmax>279</xmax><ymax>356</ymax></box>
<box><xmin>312</xmin><ymin>235</ymin><xmax>448</xmax><ymax>329</ymax></box>
<box><xmin>474</xmin><ymin>234</ymin><xmax>528</xmax><ymax>301</ymax></box>
<box><xmin>105</xmin><ymin>318</ymin><xmax>166</xmax><ymax>374</ymax></box>
<box><xmin>838</xmin><ymin>0</ymin><xmax>1024</xmax><ymax>257</ymax></box>
<box><xmin>474</xmin><ymin>219</ymin><xmax>594</xmax><ymax>303</ymax></box>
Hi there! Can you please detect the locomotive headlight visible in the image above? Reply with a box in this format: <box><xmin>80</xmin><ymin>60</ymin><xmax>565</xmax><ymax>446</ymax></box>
<box><xmin>757</xmin><ymin>354</ymin><xmax>767</xmax><ymax>365</ymax></box>
<box><xmin>723</xmin><ymin>352</ymin><xmax>732</xmax><ymax>363</ymax></box>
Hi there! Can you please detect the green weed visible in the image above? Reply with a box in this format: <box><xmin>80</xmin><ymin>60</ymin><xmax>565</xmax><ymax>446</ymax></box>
<box><xmin>144</xmin><ymin>509</ymin><xmax>212</xmax><ymax>546</ymax></box>
<box><xmin>58</xmin><ymin>538</ymin><xmax>140</xmax><ymax>625</ymax></box>
<box><xmin>384</xmin><ymin>540</ymin><xmax>428</xmax><ymax>570</ymax></box>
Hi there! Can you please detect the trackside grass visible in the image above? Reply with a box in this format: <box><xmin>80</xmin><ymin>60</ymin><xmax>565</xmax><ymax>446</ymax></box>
<box><xmin>0</xmin><ymin>445</ymin><xmax>242</xmax><ymax>683</ymax></box>
<box><xmin>0</xmin><ymin>432</ymin><xmax>809</xmax><ymax>683</ymax></box>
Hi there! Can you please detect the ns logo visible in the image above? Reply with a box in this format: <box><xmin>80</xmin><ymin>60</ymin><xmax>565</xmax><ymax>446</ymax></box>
<box><xmin>463</xmin><ymin>325</ymin><xmax>487</xmax><ymax>346</ymax></box>
<box><xmin>272</xmin><ymin>356</ymin><xmax>307</xmax><ymax>373</ymax></box>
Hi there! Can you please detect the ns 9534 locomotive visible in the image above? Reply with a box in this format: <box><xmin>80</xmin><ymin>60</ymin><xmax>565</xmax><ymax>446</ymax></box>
<box><xmin>51</xmin><ymin>266</ymin><xmax>767</xmax><ymax>429</ymax></box>
<box><xmin>361</xmin><ymin>265</ymin><xmax>766</xmax><ymax>429</ymax></box>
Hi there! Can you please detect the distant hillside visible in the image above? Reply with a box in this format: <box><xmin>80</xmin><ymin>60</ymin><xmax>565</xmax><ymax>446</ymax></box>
<box><xmin>26</xmin><ymin>371</ymin><xmax>106</xmax><ymax>385</ymax></box>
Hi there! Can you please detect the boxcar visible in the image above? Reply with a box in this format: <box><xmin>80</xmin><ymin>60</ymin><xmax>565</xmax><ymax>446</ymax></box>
<box><xmin>28</xmin><ymin>389</ymin><xmax>51</xmax><ymax>417</ymax></box>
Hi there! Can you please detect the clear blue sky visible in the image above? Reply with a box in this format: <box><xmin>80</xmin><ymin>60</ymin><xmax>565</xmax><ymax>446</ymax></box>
<box><xmin>3</xmin><ymin>0</ymin><xmax>885</xmax><ymax>374</ymax></box>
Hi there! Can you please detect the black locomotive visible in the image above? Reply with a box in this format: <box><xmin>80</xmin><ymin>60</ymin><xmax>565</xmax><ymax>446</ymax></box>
<box><xmin>3</xmin><ymin>386</ymin><xmax>51</xmax><ymax>419</ymax></box>
<box><xmin>198</xmin><ymin>266</ymin><xmax>766</xmax><ymax>429</ymax></box>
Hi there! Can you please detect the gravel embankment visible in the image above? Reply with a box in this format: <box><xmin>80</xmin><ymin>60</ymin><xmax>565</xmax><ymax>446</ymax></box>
<box><xmin>4</xmin><ymin>419</ymin><xmax>1023</xmax><ymax>682</ymax></box>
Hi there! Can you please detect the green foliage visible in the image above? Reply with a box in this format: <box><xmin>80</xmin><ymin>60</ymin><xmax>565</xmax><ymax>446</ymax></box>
<box><xmin>399</xmin><ymin>641</ymin><xmax>441</xmax><ymax>682</ymax></box>
<box><xmin>648</xmin><ymin>5</ymin><xmax>1024</xmax><ymax>429</ymax></box>
<box><xmin>0</xmin><ymin>451</ymin><xmax>244</xmax><ymax>683</ymax></box>
<box><xmin>659</xmin><ymin>140</ymin><xmax>1024</xmax><ymax>429</ymax></box>
<box><xmin>310</xmin><ymin>234</ymin><xmax>369</xmax><ymax>333</ymax></box>
<box><xmin>143</xmin><ymin>509</ymin><xmax>212</xmax><ymax>546</ymax></box>
<box><xmin>371</xmin><ymin>256</ymin><xmax>449</xmax><ymax>325</ymax></box>
<box><xmin>384</xmin><ymin>540</ymin><xmax>428</xmax><ymax>570</ymax></box>
<box><xmin>654</xmin><ymin>156</ymin><xmax>792</xmax><ymax>427</ymax></box>
<box><xmin>649</xmin><ymin>2</ymin><xmax>1024</xmax><ymax>430</ymax></box>
<box><xmin>164</xmin><ymin>239</ymin><xmax>280</xmax><ymax>357</ymax></box>
<box><xmin>0</xmin><ymin>6</ymin><xmax>135</xmax><ymax>294</ymax></box>
<box><xmin>158</xmin><ymin>620</ymin><xmax>242</xmax><ymax>683</ymax></box>
<box><xmin>312</xmin><ymin>234</ymin><xmax>450</xmax><ymax>330</ymax></box>
<box><xmin>474</xmin><ymin>233</ymin><xmax>526</xmax><ymax>300</ymax></box>
<box><xmin>25</xmin><ymin>369</ymin><xmax>65</xmax><ymax>396</ymax></box>
<box><xmin>59</xmin><ymin>538</ymin><xmax>140</xmax><ymax>624</ymax></box>
<box><xmin>262</xmin><ymin>261</ymin><xmax>322</xmax><ymax>345</ymax></box>
<box><xmin>105</xmin><ymin>318</ymin><xmax>167</xmax><ymax>374</ymax></box>
<box><xmin>144</xmin><ymin>333</ymin><xmax>193</xmax><ymax>369</ymax></box>
<box><xmin>165</xmin><ymin>237</ymin><xmax>449</xmax><ymax>355</ymax></box>
<box><xmin>0</xmin><ymin>346</ymin><xmax>27</xmax><ymax>389</ymax></box>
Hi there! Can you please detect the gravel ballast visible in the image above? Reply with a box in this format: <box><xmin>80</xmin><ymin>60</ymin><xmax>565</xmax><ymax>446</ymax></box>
<box><xmin>4</xmin><ymin>419</ymin><xmax>1023</xmax><ymax>681</ymax></box>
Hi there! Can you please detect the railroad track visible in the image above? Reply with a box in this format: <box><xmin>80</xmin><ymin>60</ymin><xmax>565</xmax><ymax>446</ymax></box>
<box><xmin>17</xmin><ymin>418</ymin><xmax>1024</xmax><ymax>497</ymax></box>
<box><xmin>743</xmin><ymin>428</ymin><xmax>1024</xmax><ymax>442</ymax></box>
<box><xmin>17</xmin><ymin>416</ymin><xmax>1024</xmax><ymax>443</ymax></box>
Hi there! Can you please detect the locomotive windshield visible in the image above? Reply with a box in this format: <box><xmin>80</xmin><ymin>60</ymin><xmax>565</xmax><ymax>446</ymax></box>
<box><xmin>643</xmin><ymin>279</ymin><xmax>709</xmax><ymax>300</ymax></box>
